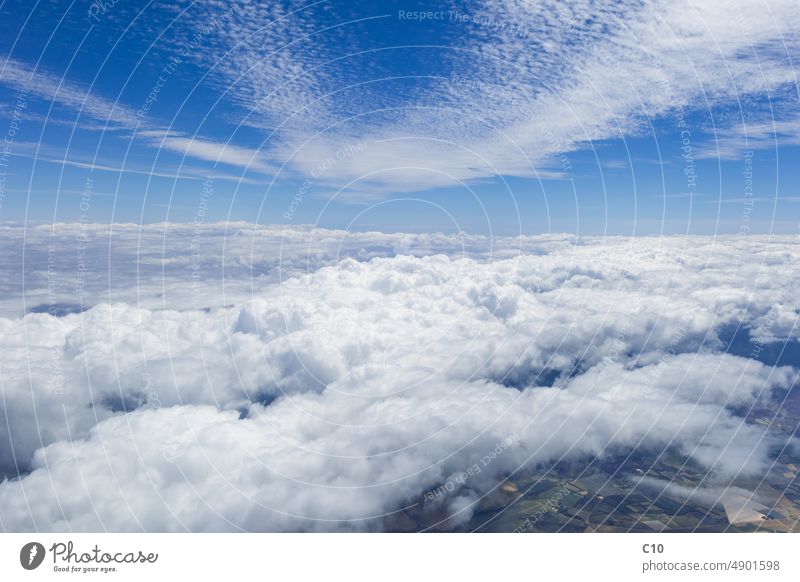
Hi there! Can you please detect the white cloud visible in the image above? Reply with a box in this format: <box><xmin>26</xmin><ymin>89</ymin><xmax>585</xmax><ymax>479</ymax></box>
<box><xmin>5</xmin><ymin>1</ymin><xmax>799</xmax><ymax>197</ymax></box>
<box><xmin>185</xmin><ymin>0</ymin><xmax>800</xmax><ymax>197</ymax></box>
<box><xmin>0</xmin><ymin>226</ymin><xmax>797</xmax><ymax>530</ymax></box>
<box><xmin>0</xmin><ymin>56</ymin><xmax>269</xmax><ymax>175</ymax></box>
<box><xmin>0</xmin><ymin>56</ymin><xmax>141</xmax><ymax>130</ymax></box>
<box><xmin>152</xmin><ymin>134</ymin><xmax>274</xmax><ymax>174</ymax></box>
<box><xmin>697</xmin><ymin>116</ymin><xmax>800</xmax><ymax>160</ymax></box>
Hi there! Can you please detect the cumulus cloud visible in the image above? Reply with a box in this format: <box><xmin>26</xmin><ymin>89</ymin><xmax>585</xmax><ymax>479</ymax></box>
<box><xmin>0</xmin><ymin>226</ymin><xmax>798</xmax><ymax>531</ymax></box>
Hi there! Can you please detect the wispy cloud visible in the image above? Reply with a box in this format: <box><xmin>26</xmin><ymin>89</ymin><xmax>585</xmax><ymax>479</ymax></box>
<box><xmin>147</xmin><ymin>132</ymin><xmax>275</xmax><ymax>174</ymax></box>
<box><xmin>182</xmin><ymin>0</ymin><xmax>800</xmax><ymax>199</ymax></box>
<box><xmin>13</xmin><ymin>152</ymin><xmax>257</xmax><ymax>184</ymax></box>
<box><xmin>697</xmin><ymin>115</ymin><xmax>800</xmax><ymax>160</ymax></box>
<box><xmin>0</xmin><ymin>55</ymin><xmax>141</xmax><ymax>130</ymax></box>
<box><xmin>710</xmin><ymin>195</ymin><xmax>800</xmax><ymax>204</ymax></box>
<box><xmin>3</xmin><ymin>1</ymin><xmax>800</xmax><ymax>199</ymax></box>
<box><xmin>0</xmin><ymin>55</ymin><xmax>270</xmax><ymax>175</ymax></box>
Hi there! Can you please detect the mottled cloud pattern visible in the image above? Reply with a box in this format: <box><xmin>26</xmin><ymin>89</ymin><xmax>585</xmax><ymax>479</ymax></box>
<box><xmin>0</xmin><ymin>225</ymin><xmax>798</xmax><ymax>531</ymax></box>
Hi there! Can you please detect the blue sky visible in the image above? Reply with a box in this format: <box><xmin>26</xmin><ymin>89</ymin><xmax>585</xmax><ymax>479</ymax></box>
<box><xmin>1</xmin><ymin>0</ymin><xmax>799</xmax><ymax>234</ymax></box>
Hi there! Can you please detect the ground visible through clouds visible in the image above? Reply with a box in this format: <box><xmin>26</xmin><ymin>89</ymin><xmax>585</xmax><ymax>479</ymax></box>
<box><xmin>0</xmin><ymin>224</ymin><xmax>799</xmax><ymax>532</ymax></box>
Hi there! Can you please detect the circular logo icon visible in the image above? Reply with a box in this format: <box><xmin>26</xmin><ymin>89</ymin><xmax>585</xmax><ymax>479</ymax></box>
<box><xmin>20</xmin><ymin>542</ymin><xmax>45</xmax><ymax>570</ymax></box>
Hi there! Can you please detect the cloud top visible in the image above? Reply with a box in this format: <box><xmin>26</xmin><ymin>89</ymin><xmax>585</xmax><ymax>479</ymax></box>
<box><xmin>0</xmin><ymin>226</ymin><xmax>797</xmax><ymax>531</ymax></box>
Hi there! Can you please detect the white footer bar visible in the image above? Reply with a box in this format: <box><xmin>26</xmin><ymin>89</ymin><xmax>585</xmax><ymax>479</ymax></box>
<box><xmin>1</xmin><ymin>533</ymin><xmax>796</xmax><ymax>581</ymax></box>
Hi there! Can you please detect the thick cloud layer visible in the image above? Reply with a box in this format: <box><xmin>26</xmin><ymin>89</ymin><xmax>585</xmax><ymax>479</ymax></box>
<box><xmin>0</xmin><ymin>226</ymin><xmax>798</xmax><ymax>531</ymax></box>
